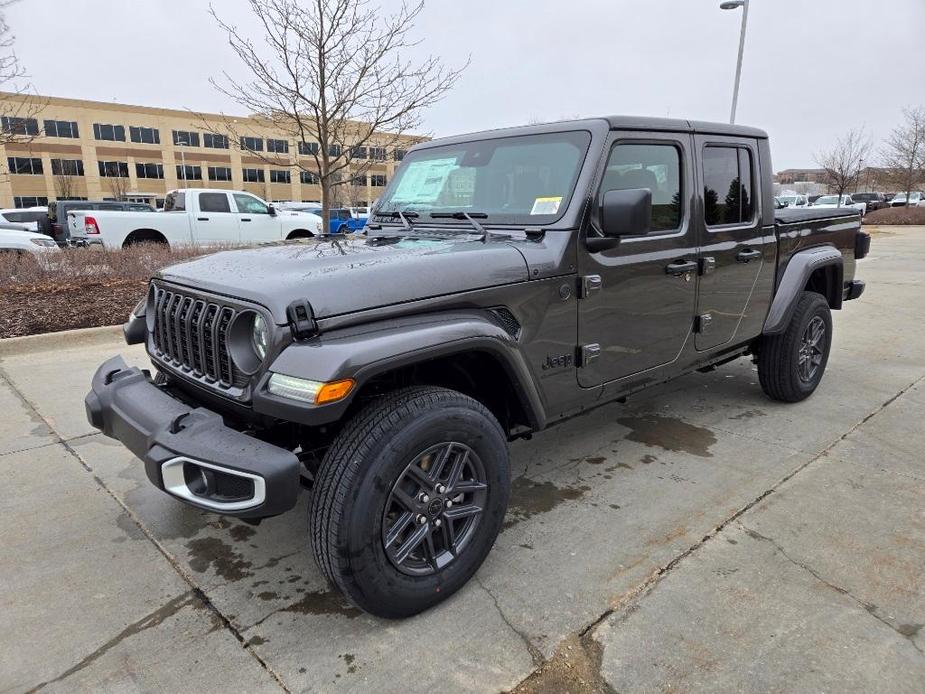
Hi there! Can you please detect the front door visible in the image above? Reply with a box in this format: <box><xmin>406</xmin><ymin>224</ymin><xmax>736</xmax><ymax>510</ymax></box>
<box><xmin>577</xmin><ymin>132</ymin><xmax>699</xmax><ymax>387</ymax></box>
<box><xmin>694</xmin><ymin>137</ymin><xmax>769</xmax><ymax>350</ymax></box>
<box><xmin>233</xmin><ymin>193</ymin><xmax>281</xmax><ymax>242</ymax></box>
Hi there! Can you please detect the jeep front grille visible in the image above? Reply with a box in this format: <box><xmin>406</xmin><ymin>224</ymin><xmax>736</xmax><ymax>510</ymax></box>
<box><xmin>152</xmin><ymin>286</ymin><xmax>241</xmax><ymax>388</ymax></box>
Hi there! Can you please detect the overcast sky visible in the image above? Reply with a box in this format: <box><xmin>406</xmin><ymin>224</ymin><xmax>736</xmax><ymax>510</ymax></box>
<box><xmin>6</xmin><ymin>0</ymin><xmax>924</xmax><ymax>169</ymax></box>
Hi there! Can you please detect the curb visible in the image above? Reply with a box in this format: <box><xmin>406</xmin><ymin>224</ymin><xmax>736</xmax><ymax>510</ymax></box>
<box><xmin>0</xmin><ymin>324</ymin><xmax>124</xmax><ymax>358</ymax></box>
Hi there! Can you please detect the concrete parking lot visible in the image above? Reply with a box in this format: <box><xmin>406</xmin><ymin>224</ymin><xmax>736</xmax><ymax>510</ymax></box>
<box><xmin>1</xmin><ymin>226</ymin><xmax>923</xmax><ymax>693</ymax></box>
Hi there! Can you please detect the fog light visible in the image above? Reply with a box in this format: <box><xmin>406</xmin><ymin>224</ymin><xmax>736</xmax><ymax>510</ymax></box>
<box><xmin>267</xmin><ymin>373</ymin><xmax>354</xmax><ymax>404</ymax></box>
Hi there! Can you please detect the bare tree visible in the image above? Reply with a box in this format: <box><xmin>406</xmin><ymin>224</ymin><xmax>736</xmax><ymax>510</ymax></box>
<box><xmin>814</xmin><ymin>128</ymin><xmax>871</xmax><ymax>204</ymax></box>
<box><xmin>880</xmin><ymin>106</ymin><xmax>925</xmax><ymax>202</ymax></box>
<box><xmin>104</xmin><ymin>173</ymin><xmax>129</xmax><ymax>200</ymax></box>
<box><xmin>54</xmin><ymin>170</ymin><xmax>76</xmax><ymax>199</ymax></box>
<box><xmin>208</xmin><ymin>0</ymin><xmax>465</xmax><ymax>230</ymax></box>
<box><xmin>0</xmin><ymin>1</ymin><xmax>42</xmax><ymax>147</ymax></box>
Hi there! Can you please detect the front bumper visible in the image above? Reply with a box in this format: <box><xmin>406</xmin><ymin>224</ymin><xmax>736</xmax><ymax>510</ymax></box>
<box><xmin>85</xmin><ymin>356</ymin><xmax>300</xmax><ymax>518</ymax></box>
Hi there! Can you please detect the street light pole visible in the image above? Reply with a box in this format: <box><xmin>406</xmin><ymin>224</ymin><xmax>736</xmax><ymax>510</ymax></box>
<box><xmin>721</xmin><ymin>0</ymin><xmax>750</xmax><ymax>124</ymax></box>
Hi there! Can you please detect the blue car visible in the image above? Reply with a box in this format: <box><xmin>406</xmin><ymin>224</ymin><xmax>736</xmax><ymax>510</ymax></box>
<box><xmin>279</xmin><ymin>204</ymin><xmax>366</xmax><ymax>234</ymax></box>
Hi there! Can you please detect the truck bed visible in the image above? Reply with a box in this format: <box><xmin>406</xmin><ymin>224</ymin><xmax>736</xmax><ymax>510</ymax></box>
<box><xmin>774</xmin><ymin>207</ymin><xmax>860</xmax><ymax>224</ymax></box>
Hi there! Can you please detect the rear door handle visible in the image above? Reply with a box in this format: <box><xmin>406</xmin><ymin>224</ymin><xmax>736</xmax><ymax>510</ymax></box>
<box><xmin>241</xmin><ymin>218</ymin><xmax>252</xmax><ymax>222</ymax></box>
<box><xmin>665</xmin><ymin>260</ymin><xmax>698</xmax><ymax>277</ymax></box>
<box><xmin>736</xmin><ymin>249</ymin><xmax>762</xmax><ymax>263</ymax></box>
<box><xmin>197</xmin><ymin>217</ymin><xmax>209</xmax><ymax>221</ymax></box>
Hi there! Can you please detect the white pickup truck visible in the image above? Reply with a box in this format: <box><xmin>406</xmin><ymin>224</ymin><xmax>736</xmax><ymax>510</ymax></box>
<box><xmin>68</xmin><ymin>189</ymin><xmax>323</xmax><ymax>248</ymax></box>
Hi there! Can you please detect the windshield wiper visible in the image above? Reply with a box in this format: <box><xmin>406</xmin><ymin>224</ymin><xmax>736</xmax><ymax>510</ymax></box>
<box><xmin>376</xmin><ymin>210</ymin><xmax>419</xmax><ymax>230</ymax></box>
<box><xmin>430</xmin><ymin>211</ymin><xmax>488</xmax><ymax>237</ymax></box>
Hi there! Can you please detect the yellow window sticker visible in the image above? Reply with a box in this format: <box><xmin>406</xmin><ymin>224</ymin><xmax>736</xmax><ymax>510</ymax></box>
<box><xmin>530</xmin><ymin>196</ymin><xmax>562</xmax><ymax>215</ymax></box>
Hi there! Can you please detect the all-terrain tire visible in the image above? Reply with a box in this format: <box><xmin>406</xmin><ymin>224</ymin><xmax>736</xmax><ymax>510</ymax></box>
<box><xmin>758</xmin><ymin>291</ymin><xmax>832</xmax><ymax>402</ymax></box>
<box><xmin>309</xmin><ymin>386</ymin><xmax>510</xmax><ymax>618</ymax></box>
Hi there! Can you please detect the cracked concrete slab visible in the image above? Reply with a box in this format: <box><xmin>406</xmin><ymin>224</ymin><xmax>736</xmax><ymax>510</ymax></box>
<box><xmin>0</xmin><ymin>444</ymin><xmax>281</xmax><ymax>693</ymax></box>
<box><xmin>0</xmin><ymin>374</ymin><xmax>57</xmax><ymax>455</ymax></box>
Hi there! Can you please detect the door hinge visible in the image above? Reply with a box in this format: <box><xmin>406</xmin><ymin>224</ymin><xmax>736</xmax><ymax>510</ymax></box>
<box><xmin>579</xmin><ymin>274</ymin><xmax>602</xmax><ymax>298</ymax></box>
<box><xmin>694</xmin><ymin>313</ymin><xmax>713</xmax><ymax>333</ymax></box>
<box><xmin>577</xmin><ymin>343</ymin><xmax>601</xmax><ymax>367</ymax></box>
<box><xmin>700</xmin><ymin>257</ymin><xmax>716</xmax><ymax>275</ymax></box>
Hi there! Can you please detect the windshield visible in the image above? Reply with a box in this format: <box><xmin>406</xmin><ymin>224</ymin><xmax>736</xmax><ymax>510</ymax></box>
<box><xmin>375</xmin><ymin>131</ymin><xmax>592</xmax><ymax>225</ymax></box>
<box><xmin>779</xmin><ymin>196</ymin><xmax>796</xmax><ymax>204</ymax></box>
<box><xmin>815</xmin><ymin>196</ymin><xmax>839</xmax><ymax>205</ymax></box>
<box><xmin>853</xmin><ymin>193</ymin><xmax>873</xmax><ymax>200</ymax></box>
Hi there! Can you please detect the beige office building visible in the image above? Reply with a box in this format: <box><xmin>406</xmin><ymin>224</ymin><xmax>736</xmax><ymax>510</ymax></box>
<box><xmin>0</xmin><ymin>93</ymin><xmax>424</xmax><ymax>208</ymax></box>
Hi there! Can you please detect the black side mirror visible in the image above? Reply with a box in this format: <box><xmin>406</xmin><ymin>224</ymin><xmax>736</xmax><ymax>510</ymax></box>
<box><xmin>267</xmin><ymin>204</ymin><xmax>277</xmax><ymax>216</ymax></box>
<box><xmin>589</xmin><ymin>188</ymin><xmax>651</xmax><ymax>252</ymax></box>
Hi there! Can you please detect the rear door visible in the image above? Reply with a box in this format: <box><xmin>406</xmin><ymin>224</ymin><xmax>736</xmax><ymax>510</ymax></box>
<box><xmin>193</xmin><ymin>192</ymin><xmax>240</xmax><ymax>244</ymax></box>
<box><xmin>577</xmin><ymin>131</ymin><xmax>698</xmax><ymax>387</ymax></box>
<box><xmin>693</xmin><ymin>136</ymin><xmax>771</xmax><ymax>350</ymax></box>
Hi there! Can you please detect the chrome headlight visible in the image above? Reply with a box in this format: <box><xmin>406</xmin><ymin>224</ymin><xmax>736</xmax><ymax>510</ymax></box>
<box><xmin>252</xmin><ymin>313</ymin><xmax>269</xmax><ymax>361</ymax></box>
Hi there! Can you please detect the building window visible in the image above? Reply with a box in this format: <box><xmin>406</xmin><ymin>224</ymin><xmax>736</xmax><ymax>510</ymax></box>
<box><xmin>370</xmin><ymin>174</ymin><xmax>387</xmax><ymax>187</ymax></box>
<box><xmin>393</xmin><ymin>149</ymin><xmax>407</xmax><ymax>161</ymax></box>
<box><xmin>203</xmin><ymin>133</ymin><xmax>229</xmax><ymax>149</ymax></box>
<box><xmin>51</xmin><ymin>158</ymin><xmax>84</xmax><ymax>176</ymax></box>
<box><xmin>350</xmin><ymin>146</ymin><xmax>367</xmax><ymax>160</ymax></box>
<box><xmin>369</xmin><ymin>146</ymin><xmax>386</xmax><ymax>161</ymax></box>
<box><xmin>14</xmin><ymin>196</ymin><xmax>48</xmax><ymax>208</ymax></box>
<box><xmin>172</xmin><ymin>130</ymin><xmax>200</xmax><ymax>147</ymax></box>
<box><xmin>328</xmin><ymin>144</ymin><xmax>342</xmax><ymax>157</ymax></box>
<box><xmin>702</xmin><ymin>146</ymin><xmax>754</xmax><ymax>227</ymax></box>
<box><xmin>350</xmin><ymin>174</ymin><xmax>367</xmax><ymax>186</ymax></box>
<box><xmin>98</xmin><ymin>160</ymin><xmax>129</xmax><ymax>177</ymax></box>
<box><xmin>242</xmin><ymin>167</ymin><xmax>265</xmax><ymax>183</ymax></box>
<box><xmin>44</xmin><ymin>119</ymin><xmax>79</xmax><ymax>138</ymax></box>
<box><xmin>208</xmin><ymin>166</ymin><xmax>232</xmax><ymax>181</ymax></box>
<box><xmin>129</xmin><ymin>126</ymin><xmax>160</xmax><ymax>145</ymax></box>
<box><xmin>2</xmin><ymin>116</ymin><xmax>39</xmax><ymax>136</ymax></box>
<box><xmin>298</xmin><ymin>141</ymin><xmax>319</xmax><ymax>156</ymax></box>
<box><xmin>241</xmin><ymin>136</ymin><xmax>264</xmax><ymax>152</ymax></box>
<box><xmin>176</xmin><ymin>164</ymin><xmax>203</xmax><ymax>181</ymax></box>
<box><xmin>93</xmin><ymin>123</ymin><xmax>126</xmax><ymax>141</ymax></box>
<box><xmin>300</xmin><ymin>170</ymin><xmax>319</xmax><ymax>184</ymax></box>
<box><xmin>136</xmin><ymin>162</ymin><xmax>164</xmax><ymax>179</ymax></box>
<box><xmin>267</xmin><ymin>138</ymin><xmax>288</xmax><ymax>154</ymax></box>
<box><xmin>7</xmin><ymin>156</ymin><xmax>43</xmax><ymax>175</ymax></box>
<box><xmin>270</xmin><ymin>169</ymin><xmax>291</xmax><ymax>183</ymax></box>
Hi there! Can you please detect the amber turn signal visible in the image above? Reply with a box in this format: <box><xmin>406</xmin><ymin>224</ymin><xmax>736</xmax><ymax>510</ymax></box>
<box><xmin>315</xmin><ymin>379</ymin><xmax>355</xmax><ymax>404</ymax></box>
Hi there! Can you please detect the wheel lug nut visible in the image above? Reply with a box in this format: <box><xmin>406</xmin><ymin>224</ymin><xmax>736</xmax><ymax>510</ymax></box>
<box><xmin>416</xmin><ymin>514</ymin><xmax>427</xmax><ymax>525</ymax></box>
<box><xmin>434</xmin><ymin>519</ymin><xmax>442</xmax><ymax>527</ymax></box>
<box><xmin>419</xmin><ymin>493</ymin><xmax>430</xmax><ymax>503</ymax></box>
<box><xmin>436</xmin><ymin>484</ymin><xmax>446</xmax><ymax>494</ymax></box>
<box><xmin>446</xmin><ymin>500</ymin><xmax>453</xmax><ymax>508</ymax></box>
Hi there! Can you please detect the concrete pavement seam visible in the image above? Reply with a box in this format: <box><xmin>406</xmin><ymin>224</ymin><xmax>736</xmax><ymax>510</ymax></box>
<box><xmin>737</xmin><ymin>521</ymin><xmax>925</xmax><ymax>658</ymax></box>
<box><xmin>0</xmin><ymin>365</ymin><xmax>292</xmax><ymax>693</ymax></box>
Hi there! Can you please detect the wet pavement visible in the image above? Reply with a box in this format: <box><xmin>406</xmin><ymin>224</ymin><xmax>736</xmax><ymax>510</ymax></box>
<box><xmin>1</xmin><ymin>226</ymin><xmax>922</xmax><ymax>693</ymax></box>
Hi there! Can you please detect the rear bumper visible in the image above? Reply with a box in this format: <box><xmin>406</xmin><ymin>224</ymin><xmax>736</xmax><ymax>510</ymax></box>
<box><xmin>85</xmin><ymin>356</ymin><xmax>300</xmax><ymax>518</ymax></box>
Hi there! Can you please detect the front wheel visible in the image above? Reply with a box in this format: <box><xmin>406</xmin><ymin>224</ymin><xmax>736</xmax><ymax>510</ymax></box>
<box><xmin>758</xmin><ymin>291</ymin><xmax>832</xmax><ymax>402</ymax></box>
<box><xmin>309</xmin><ymin>386</ymin><xmax>510</xmax><ymax>618</ymax></box>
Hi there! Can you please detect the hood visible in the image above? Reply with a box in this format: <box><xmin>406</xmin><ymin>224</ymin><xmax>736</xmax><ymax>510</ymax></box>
<box><xmin>157</xmin><ymin>234</ymin><xmax>529</xmax><ymax>322</ymax></box>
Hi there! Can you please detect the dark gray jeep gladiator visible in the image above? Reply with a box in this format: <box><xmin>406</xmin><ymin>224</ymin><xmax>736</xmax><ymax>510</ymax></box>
<box><xmin>86</xmin><ymin>116</ymin><xmax>869</xmax><ymax>618</ymax></box>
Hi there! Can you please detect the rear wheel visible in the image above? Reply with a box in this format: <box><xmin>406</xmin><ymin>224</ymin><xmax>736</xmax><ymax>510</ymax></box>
<box><xmin>758</xmin><ymin>291</ymin><xmax>832</xmax><ymax>402</ymax></box>
<box><xmin>123</xmin><ymin>229</ymin><xmax>168</xmax><ymax>248</ymax></box>
<box><xmin>309</xmin><ymin>386</ymin><xmax>510</xmax><ymax>618</ymax></box>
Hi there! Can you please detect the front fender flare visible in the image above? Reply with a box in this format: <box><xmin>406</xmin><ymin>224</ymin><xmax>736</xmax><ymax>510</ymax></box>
<box><xmin>763</xmin><ymin>246</ymin><xmax>843</xmax><ymax>335</ymax></box>
<box><xmin>255</xmin><ymin>311</ymin><xmax>546</xmax><ymax>429</ymax></box>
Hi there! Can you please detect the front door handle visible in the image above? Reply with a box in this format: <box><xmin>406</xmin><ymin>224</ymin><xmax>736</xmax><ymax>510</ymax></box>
<box><xmin>736</xmin><ymin>249</ymin><xmax>762</xmax><ymax>263</ymax></box>
<box><xmin>197</xmin><ymin>217</ymin><xmax>209</xmax><ymax>221</ymax></box>
<box><xmin>241</xmin><ymin>218</ymin><xmax>252</xmax><ymax>222</ymax></box>
<box><xmin>665</xmin><ymin>260</ymin><xmax>698</xmax><ymax>277</ymax></box>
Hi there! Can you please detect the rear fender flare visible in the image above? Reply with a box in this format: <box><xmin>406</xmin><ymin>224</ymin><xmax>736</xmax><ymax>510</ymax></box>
<box><xmin>763</xmin><ymin>246</ymin><xmax>843</xmax><ymax>335</ymax></box>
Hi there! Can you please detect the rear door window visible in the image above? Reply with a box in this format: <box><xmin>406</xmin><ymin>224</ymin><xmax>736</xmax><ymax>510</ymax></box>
<box><xmin>198</xmin><ymin>192</ymin><xmax>232</xmax><ymax>213</ymax></box>
<box><xmin>702</xmin><ymin>146</ymin><xmax>755</xmax><ymax>226</ymax></box>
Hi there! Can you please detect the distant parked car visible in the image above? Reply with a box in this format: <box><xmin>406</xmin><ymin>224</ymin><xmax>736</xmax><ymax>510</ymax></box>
<box><xmin>777</xmin><ymin>193</ymin><xmax>809</xmax><ymax>208</ymax></box>
<box><xmin>48</xmin><ymin>200</ymin><xmax>156</xmax><ymax>246</ymax></box>
<box><xmin>0</xmin><ymin>207</ymin><xmax>49</xmax><ymax>235</ymax></box>
<box><xmin>270</xmin><ymin>204</ymin><xmax>366</xmax><ymax>234</ymax></box>
<box><xmin>883</xmin><ymin>192</ymin><xmax>896</xmax><ymax>202</ymax></box>
<box><xmin>889</xmin><ymin>192</ymin><xmax>925</xmax><ymax>208</ymax></box>
<box><xmin>850</xmin><ymin>192</ymin><xmax>887</xmax><ymax>212</ymax></box>
<box><xmin>0</xmin><ymin>225</ymin><xmax>59</xmax><ymax>260</ymax></box>
<box><xmin>808</xmin><ymin>194</ymin><xmax>823</xmax><ymax>204</ymax></box>
<box><xmin>811</xmin><ymin>194</ymin><xmax>867</xmax><ymax>215</ymax></box>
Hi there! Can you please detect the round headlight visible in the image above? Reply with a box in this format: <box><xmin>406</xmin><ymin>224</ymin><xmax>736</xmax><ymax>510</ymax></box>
<box><xmin>252</xmin><ymin>313</ymin><xmax>269</xmax><ymax>361</ymax></box>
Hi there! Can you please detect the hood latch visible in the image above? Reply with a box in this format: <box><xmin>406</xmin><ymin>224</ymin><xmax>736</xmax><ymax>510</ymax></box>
<box><xmin>286</xmin><ymin>299</ymin><xmax>317</xmax><ymax>340</ymax></box>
